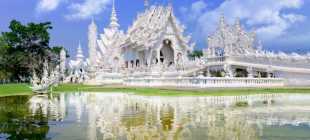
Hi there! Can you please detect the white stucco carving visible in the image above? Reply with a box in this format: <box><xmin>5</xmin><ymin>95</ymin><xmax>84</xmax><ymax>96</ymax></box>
<box><xmin>64</xmin><ymin>3</ymin><xmax>310</xmax><ymax>87</ymax></box>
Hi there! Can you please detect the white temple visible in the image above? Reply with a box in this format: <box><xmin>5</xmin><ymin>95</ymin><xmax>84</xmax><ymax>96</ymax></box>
<box><xmin>67</xmin><ymin>2</ymin><xmax>310</xmax><ymax>87</ymax></box>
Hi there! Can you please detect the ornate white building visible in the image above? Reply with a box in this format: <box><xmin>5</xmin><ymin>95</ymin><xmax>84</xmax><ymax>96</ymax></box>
<box><xmin>66</xmin><ymin>42</ymin><xmax>89</xmax><ymax>83</ymax></box>
<box><xmin>203</xmin><ymin>15</ymin><xmax>310</xmax><ymax>85</ymax></box>
<box><xmin>121</xmin><ymin>5</ymin><xmax>194</xmax><ymax>70</ymax></box>
<box><xmin>66</xmin><ymin>2</ymin><xmax>310</xmax><ymax>87</ymax></box>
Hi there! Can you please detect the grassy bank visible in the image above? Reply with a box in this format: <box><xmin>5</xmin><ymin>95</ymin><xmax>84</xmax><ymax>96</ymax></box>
<box><xmin>54</xmin><ymin>84</ymin><xmax>310</xmax><ymax>96</ymax></box>
<box><xmin>1</xmin><ymin>84</ymin><xmax>310</xmax><ymax>97</ymax></box>
<box><xmin>0</xmin><ymin>84</ymin><xmax>32</xmax><ymax>97</ymax></box>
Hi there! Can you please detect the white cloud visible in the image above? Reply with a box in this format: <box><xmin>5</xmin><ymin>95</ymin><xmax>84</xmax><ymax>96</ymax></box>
<box><xmin>180</xmin><ymin>0</ymin><xmax>207</xmax><ymax>21</ymax></box>
<box><xmin>184</xmin><ymin>0</ymin><xmax>305</xmax><ymax>42</ymax></box>
<box><xmin>37</xmin><ymin>0</ymin><xmax>62</xmax><ymax>12</ymax></box>
<box><xmin>65</xmin><ymin>0</ymin><xmax>112</xmax><ymax>20</ymax></box>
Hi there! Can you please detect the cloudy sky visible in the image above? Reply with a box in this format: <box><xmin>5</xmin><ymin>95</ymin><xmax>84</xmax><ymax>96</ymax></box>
<box><xmin>0</xmin><ymin>0</ymin><xmax>309</xmax><ymax>57</ymax></box>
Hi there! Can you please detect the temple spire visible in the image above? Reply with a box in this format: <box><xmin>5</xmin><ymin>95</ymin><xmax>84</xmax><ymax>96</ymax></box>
<box><xmin>109</xmin><ymin>0</ymin><xmax>120</xmax><ymax>30</ymax></box>
<box><xmin>77</xmin><ymin>41</ymin><xmax>84</xmax><ymax>61</ymax></box>
<box><xmin>88</xmin><ymin>19</ymin><xmax>98</xmax><ymax>68</ymax></box>
<box><xmin>234</xmin><ymin>17</ymin><xmax>242</xmax><ymax>31</ymax></box>
<box><xmin>219</xmin><ymin>14</ymin><xmax>226</xmax><ymax>27</ymax></box>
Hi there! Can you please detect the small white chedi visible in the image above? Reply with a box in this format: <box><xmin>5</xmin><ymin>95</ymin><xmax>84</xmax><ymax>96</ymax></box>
<box><xmin>65</xmin><ymin>42</ymin><xmax>89</xmax><ymax>83</ymax></box>
<box><xmin>66</xmin><ymin>2</ymin><xmax>310</xmax><ymax>87</ymax></box>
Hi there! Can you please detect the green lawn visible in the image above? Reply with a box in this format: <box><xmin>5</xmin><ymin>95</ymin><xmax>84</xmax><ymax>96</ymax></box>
<box><xmin>1</xmin><ymin>83</ymin><xmax>310</xmax><ymax>97</ymax></box>
<box><xmin>0</xmin><ymin>84</ymin><xmax>32</xmax><ymax>97</ymax></box>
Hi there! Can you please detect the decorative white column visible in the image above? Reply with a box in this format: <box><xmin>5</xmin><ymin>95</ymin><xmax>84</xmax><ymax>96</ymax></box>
<box><xmin>267</xmin><ymin>69</ymin><xmax>273</xmax><ymax>78</ymax></box>
<box><xmin>266</xmin><ymin>65</ymin><xmax>273</xmax><ymax>78</ymax></box>
<box><xmin>224</xmin><ymin>64</ymin><xmax>234</xmax><ymax>77</ymax></box>
<box><xmin>60</xmin><ymin>48</ymin><xmax>66</xmax><ymax>81</ymax></box>
<box><xmin>206</xmin><ymin>68</ymin><xmax>211</xmax><ymax>77</ymax></box>
<box><xmin>88</xmin><ymin>19</ymin><xmax>98</xmax><ymax>74</ymax></box>
<box><xmin>247</xmin><ymin>67</ymin><xmax>254</xmax><ymax>78</ymax></box>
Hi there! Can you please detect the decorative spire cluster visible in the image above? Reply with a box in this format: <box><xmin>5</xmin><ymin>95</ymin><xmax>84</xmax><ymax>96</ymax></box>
<box><xmin>109</xmin><ymin>0</ymin><xmax>120</xmax><ymax>30</ymax></box>
<box><xmin>219</xmin><ymin>14</ymin><xmax>227</xmax><ymax>30</ymax></box>
<box><xmin>207</xmin><ymin>15</ymin><xmax>256</xmax><ymax>57</ymax></box>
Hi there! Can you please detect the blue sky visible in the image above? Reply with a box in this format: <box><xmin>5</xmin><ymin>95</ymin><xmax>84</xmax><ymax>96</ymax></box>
<box><xmin>0</xmin><ymin>0</ymin><xmax>310</xmax><ymax>57</ymax></box>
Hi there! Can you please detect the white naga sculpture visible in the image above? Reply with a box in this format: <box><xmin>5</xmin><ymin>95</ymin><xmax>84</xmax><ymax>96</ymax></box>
<box><xmin>30</xmin><ymin>60</ymin><xmax>60</xmax><ymax>94</ymax></box>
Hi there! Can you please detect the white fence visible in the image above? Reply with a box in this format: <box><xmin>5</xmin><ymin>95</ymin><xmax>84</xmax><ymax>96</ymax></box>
<box><xmin>124</xmin><ymin>77</ymin><xmax>285</xmax><ymax>88</ymax></box>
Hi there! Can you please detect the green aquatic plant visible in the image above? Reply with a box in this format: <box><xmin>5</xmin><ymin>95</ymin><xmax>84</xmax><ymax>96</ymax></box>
<box><xmin>263</xmin><ymin>100</ymin><xmax>268</xmax><ymax>104</ymax></box>
<box><xmin>235</xmin><ymin>101</ymin><xmax>249</xmax><ymax>107</ymax></box>
<box><xmin>263</xmin><ymin>100</ymin><xmax>276</xmax><ymax>105</ymax></box>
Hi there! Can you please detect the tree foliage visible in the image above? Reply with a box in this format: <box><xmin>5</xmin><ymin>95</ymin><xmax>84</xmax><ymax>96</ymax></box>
<box><xmin>0</xmin><ymin>20</ymin><xmax>67</xmax><ymax>82</ymax></box>
<box><xmin>189</xmin><ymin>50</ymin><xmax>203</xmax><ymax>58</ymax></box>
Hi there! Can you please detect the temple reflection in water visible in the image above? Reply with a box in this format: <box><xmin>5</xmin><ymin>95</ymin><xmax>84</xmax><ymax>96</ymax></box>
<box><xmin>27</xmin><ymin>93</ymin><xmax>310</xmax><ymax>140</ymax></box>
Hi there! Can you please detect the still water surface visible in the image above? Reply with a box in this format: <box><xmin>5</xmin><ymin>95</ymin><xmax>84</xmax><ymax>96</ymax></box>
<box><xmin>0</xmin><ymin>93</ymin><xmax>310</xmax><ymax>140</ymax></box>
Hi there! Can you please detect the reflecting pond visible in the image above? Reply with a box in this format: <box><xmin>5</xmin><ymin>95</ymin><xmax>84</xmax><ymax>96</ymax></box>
<box><xmin>1</xmin><ymin>93</ymin><xmax>310</xmax><ymax>140</ymax></box>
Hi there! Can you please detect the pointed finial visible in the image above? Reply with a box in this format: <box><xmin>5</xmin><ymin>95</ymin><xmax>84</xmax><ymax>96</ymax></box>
<box><xmin>235</xmin><ymin>17</ymin><xmax>240</xmax><ymax>25</ymax></box>
<box><xmin>220</xmin><ymin>13</ymin><xmax>225</xmax><ymax>24</ymax></box>
<box><xmin>144</xmin><ymin>0</ymin><xmax>149</xmax><ymax>7</ymax></box>
<box><xmin>110</xmin><ymin>0</ymin><xmax>120</xmax><ymax>29</ymax></box>
<box><xmin>89</xmin><ymin>18</ymin><xmax>97</xmax><ymax>32</ymax></box>
<box><xmin>235</xmin><ymin>17</ymin><xmax>241</xmax><ymax>30</ymax></box>
<box><xmin>219</xmin><ymin>13</ymin><xmax>226</xmax><ymax>29</ymax></box>
<box><xmin>90</xmin><ymin>17</ymin><xmax>96</xmax><ymax>27</ymax></box>
<box><xmin>112</xmin><ymin>0</ymin><xmax>115</xmax><ymax>11</ymax></box>
<box><xmin>91</xmin><ymin>17</ymin><xmax>94</xmax><ymax>23</ymax></box>
<box><xmin>77</xmin><ymin>41</ymin><xmax>84</xmax><ymax>60</ymax></box>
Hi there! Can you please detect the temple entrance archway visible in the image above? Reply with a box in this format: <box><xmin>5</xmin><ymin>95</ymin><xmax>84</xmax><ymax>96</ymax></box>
<box><xmin>160</xmin><ymin>39</ymin><xmax>174</xmax><ymax>66</ymax></box>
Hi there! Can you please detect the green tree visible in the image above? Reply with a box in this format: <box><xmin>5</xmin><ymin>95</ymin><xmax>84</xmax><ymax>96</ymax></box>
<box><xmin>51</xmin><ymin>46</ymin><xmax>70</xmax><ymax>58</ymax></box>
<box><xmin>49</xmin><ymin>46</ymin><xmax>70</xmax><ymax>70</ymax></box>
<box><xmin>189</xmin><ymin>50</ymin><xmax>203</xmax><ymax>58</ymax></box>
<box><xmin>0</xmin><ymin>36</ymin><xmax>12</xmax><ymax>81</ymax></box>
<box><xmin>0</xmin><ymin>20</ymin><xmax>60</xmax><ymax>82</ymax></box>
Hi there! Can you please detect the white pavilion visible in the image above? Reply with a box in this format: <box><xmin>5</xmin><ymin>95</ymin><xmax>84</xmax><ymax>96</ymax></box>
<box><xmin>66</xmin><ymin>1</ymin><xmax>310</xmax><ymax>87</ymax></box>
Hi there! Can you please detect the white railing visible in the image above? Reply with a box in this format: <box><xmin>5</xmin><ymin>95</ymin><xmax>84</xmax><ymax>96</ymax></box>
<box><xmin>207</xmin><ymin>56</ymin><xmax>310</xmax><ymax>69</ymax></box>
<box><xmin>124</xmin><ymin>77</ymin><xmax>284</xmax><ymax>88</ymax></box>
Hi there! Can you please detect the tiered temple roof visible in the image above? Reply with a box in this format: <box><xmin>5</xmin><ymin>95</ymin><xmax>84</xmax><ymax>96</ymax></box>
<box><xmin>124</xmin><ymin>5</ymin><xmax>194</xmax><ymax>50</ymax></box>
